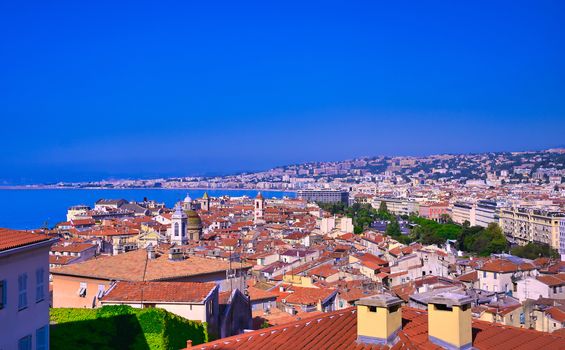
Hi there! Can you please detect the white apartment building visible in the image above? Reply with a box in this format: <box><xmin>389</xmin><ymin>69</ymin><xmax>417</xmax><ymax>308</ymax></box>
<box><xmin>474</xmin><ymin>200</ymin><xmax>499</xmax><ymax>228</ymax></box>
<box><xmin>372</xmin><ymin>197</ymin><xmax>419</xmax><ymax>216</ymax></box>
<box><xmin>515</xmin><ymin>274</ymin><xmax>565</xmax><ymax>302</ymax></box>
<box><xmin>451</xmin><ymin>202</ymin><xmax>475</xmax><ymax>226</ymax></box>
<box><xmin>0</xmin><ymin>229</ymin><xmax>57</xmax><ymax>350</ymax></box>
<box><xmin>477</xmin><ymin>259</ymin><xmax>537</xmax><ymax>294</ymax></box>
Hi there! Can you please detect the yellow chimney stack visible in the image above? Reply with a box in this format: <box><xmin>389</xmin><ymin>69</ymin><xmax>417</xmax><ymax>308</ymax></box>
<box><xmin>427</xmin><ymin>293</ymin><xmax>473</xmax><ymax>350</ymax></box>
<box><xmin>355</xmin><ymin>294</ymin><xmax>403</xmax><ymax>345</ymax></box>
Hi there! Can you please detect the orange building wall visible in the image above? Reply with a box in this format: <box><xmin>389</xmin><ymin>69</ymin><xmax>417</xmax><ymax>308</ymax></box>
<box><xmin>52</xmin><ymin>274</ymin><xmax>111</xmax><ymax>308</ymax></box>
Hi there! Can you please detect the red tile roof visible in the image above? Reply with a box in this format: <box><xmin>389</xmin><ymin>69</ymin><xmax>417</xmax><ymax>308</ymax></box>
<box><xmin>537</xmin><ymin>273</ymin><xmax>565</xmax><ymax>287</ymax></box>
<box><xmin>283</xmin><ymin>287</ymin><xmax>337</xmax><ymax>306</ymax></box>
<box><xmin>457</xmin><ymin>271</ymin><xmax>478</xmax><ymax>283</ymax></box>
<box><xmin>479</xmin><ymin>259</ymin><xmax>536</xmax><ymax>273</ymax></box>
<box><xmin>49</xmin><ymin>255</ymin><xmax>79</xmax><ymax>265</ymax></box>
<box><xmin>102</xmin><ymin>281</ymin><xmax>216</xmax><ymax>303</ymax></box>
<box><xmin>547</xmin><ymin>307</ymin><xmax>565</xmax><ymax>323</ymax></box>
<box><xmin>187</xmin><ymin>306</ymin><xmax>565</xmax><ymax>350</ymax></box>
<box><xmin>0</xmin><ymin>228</ymin><xmax>52</xmax><ymax>252</ymax></box>
<box><xmin>247</xmin><ymin>286</ymin><xmax>278</xmax><ymax>301</ymax></box>
<box><xmin>51</xmin><ymin>248</ymin><xmax>251</xmax><ymax>281</ymax></box>
<box><xmin>51</xmin><ymin>243</ymin><xmax>96</xmax><ymax>253</ymax></box>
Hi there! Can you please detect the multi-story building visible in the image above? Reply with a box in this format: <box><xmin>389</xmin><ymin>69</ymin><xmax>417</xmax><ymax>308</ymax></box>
<box><xmin>451</xmin><ymin>202</ymin><xmax>475</xmax><ymax>225</ymax></box>
<box><xmin>297</xmin><ymin>190</ymin><xmax>349</xmax><ymax>204</ymax></box>
<box><xmin>372</xmin><ymin>197</ymin><xmax>419</xmax><ymax>216</ymax></box>
<box><xmin>475</xmin><ymin>200</ymin><xmax>499</xmax><ymax>228</ymax></box>
<box><xmin>477</xmin><ymin>258</ymin><xmax>537</xmax><ymax>294</ymax></box>
<box><xmin>418</xmin><ymin>202</ymin><xmax>449</xmax><ymax>222</ymax></box>
<box><xmin>560</xmin><ymin>218</ymin><xmax>565</xmax><ymax>261</ymax></box>
<box><xmin>0</xmin><ymin>228</ymin><xmax>57</xmax><ymax>350</ymax></box>
<box><xmin>499</xmin><ymin>207</ymin><xmax>563</xmax><ymax>249</ymax></box>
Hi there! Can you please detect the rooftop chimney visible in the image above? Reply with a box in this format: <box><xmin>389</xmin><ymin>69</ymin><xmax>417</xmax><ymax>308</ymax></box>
<box><xmin>168</xmin><ymin>246</ymin><xmax>183</xmax><ymax>261</ymax></box>
<box><xmin>427</xmin><ymin>293</ymin><xmax>473</xmax><ymax>350</ymax></box>
<box><xmin>355</xmin><ymin>294</ymin><xmax>403</xmax><ymax>345</ymax></box>
<box><xmin>146</xmin><ymin>244</ymin><xmax>156</xmax><ymax>260</ymax></box>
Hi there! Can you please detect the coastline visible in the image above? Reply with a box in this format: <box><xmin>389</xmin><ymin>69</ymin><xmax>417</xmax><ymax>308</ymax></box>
<box><xmin>0</xmin><ymin>186</ymin><xmax>295</xmax><ymax>193</ymax></box>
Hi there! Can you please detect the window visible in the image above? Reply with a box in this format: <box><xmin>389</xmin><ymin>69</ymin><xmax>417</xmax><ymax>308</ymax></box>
<box><xmin>97</xmin><ymin>285</ymin><xmax>105</xmax><ymax>299</ymax></box>
<box><xmin>0</xmin><ymin>279</ymin><xmax>6</xmax><ymax>309</ymax></box>
<box><xmin>18</xmin><ymin>335</ymin><xmax>32</xmax><ymax>350</ymax></box>
<box><xmin>18</xmin><ymin>273</ymin><xmax>28</xmax><ymax>310</ymax></box>
<box><xmin>36</xmin><ymin>268</ymin><xmax>45</xmax><ymax>302</ymax></box>
<box><xmin>174</xmin><ymin>223</ymin><xmax>179</xmax><ymax>236</ymax></box>
<box><xmin>483</xmin><ymin>271</ymin><xmax>487</xmax><ymax>278</ymax></box>
<box><xmin>78</xmin><ymin>282</ymin><xmax>87</xmax><ymax>298</ymax></box>
<box><xmin>493</xmin><ymin>272</ymin><xmax>497</xmax><ymax>280</ymax></box>
<box><xmin>36</xmin><ymin>326</ymin><xmax>48</xmax><ymax>350</ymax></box>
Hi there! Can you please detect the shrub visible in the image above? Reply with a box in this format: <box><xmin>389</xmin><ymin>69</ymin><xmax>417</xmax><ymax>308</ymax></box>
<box><xmin>50</xmin><ymin>306</ymin><xmax>208</xmax><ymax>350</ymax></box>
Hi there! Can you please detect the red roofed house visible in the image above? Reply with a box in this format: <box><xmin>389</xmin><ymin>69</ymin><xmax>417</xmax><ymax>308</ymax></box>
<box><xmin>516</xmin><ymin>273</ymin><xmax>565</xmax><ymax>302</ymax></box>
<box><xmin>49</xmin><ymin>242</ymin><xmax>97</xmax><ymax>268</ymax></box>
<box><xmin>101</xmin><ymin>281</ymin><xmax>221</xmax><ymax>336</ymax></box>
<box><xmin>478</xmin><ymin>258</ymin><xmax>537</xmax><ymax>293</ymax></box>
<box><xmin>0</xmin><ymin>228</ymin><xmax>57</xmax><ymax>350</ymax></box>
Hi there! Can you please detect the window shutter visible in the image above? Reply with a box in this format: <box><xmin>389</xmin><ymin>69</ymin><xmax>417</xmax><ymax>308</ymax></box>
<box><xmin>0</xmin><ymin>280</ymin><xmax>6</xmax><ymax>307</ymax></box>
<box><xmin>36</xmin><ymin>269</ymin><xmax>45</xmax><ymax>301</ymax></box>
<box><xmin>35</xmin><ymin>326</ymin><xmax>47</xmax><ymax>350</ymax></box>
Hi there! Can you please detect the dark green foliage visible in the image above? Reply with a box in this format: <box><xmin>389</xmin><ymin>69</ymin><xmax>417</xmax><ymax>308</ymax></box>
<box><xmin>511</xmin><ymin>243</ymin><xmax>560</xmax><ymax>259</ymax></box>
<box><xmin>50</xmin><ymin>306</ymin><xmax>208</xmax><ymax>350</ymax></box>
<box><xmin>317</xmin><ymin>202</ymin><xmax>392</xmax><ymax>233</ymax></box>
<box><xmin>385</xmin><ymin>218</ymin><xmax>401</xmax><ymax>237</ymax></box>
<box><xmin>457</xmin><ymin>223</ymin><xmax>509</xmax><ymax>256</ymax></box>
<box><xmin>409</xmin><ymin>216</ymin><xmax>461</xmax><ymax>245</ymax></box>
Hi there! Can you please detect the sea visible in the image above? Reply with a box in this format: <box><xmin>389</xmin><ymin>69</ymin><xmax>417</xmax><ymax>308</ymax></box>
<box><xmin>0</xmin><ymin>189</ymin><xmax>295</xmax><ymax>229</ymax></box>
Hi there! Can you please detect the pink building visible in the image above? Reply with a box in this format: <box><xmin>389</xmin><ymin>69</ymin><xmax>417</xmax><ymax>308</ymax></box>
<box><xmin>0</xmin><ymin>228</ymin><xmax>57</xmax><ymax>350</ymax></box>
<box><xmin>418</xmin><ymin>202</ymin><xmax>449</xmax><ymax>222</ymax></box>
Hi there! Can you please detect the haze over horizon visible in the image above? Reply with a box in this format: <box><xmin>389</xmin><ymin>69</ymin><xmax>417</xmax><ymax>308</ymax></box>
<box><xmin>2</xmin><ymin>1</ymin><xmax>564</xmax><ymax>184</ymax></box>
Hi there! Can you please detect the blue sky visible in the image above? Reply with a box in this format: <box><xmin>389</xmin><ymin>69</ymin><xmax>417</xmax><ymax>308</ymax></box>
<box><xmin>1</xmin><ymin>1</ymin><xmax>564</xmax><ymax>184</ymax></box>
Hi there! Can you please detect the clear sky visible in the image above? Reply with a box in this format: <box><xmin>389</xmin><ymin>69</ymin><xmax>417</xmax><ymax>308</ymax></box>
<box><xmin>1</xmin><ymin>1</ymin><xmax>564</xmax><ymax>184</ymax></box>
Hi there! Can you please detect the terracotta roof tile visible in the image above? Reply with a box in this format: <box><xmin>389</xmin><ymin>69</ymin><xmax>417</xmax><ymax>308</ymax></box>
<box><xmin>51</xmin><ymin>248</ymin><xmax>251</xmax><ymax>281</ymax></box>
<box><xmin>102</xmin><ymin>281</ymin><xmax>216</xmax><ymax>303</ymax></box>
<box><xmin>0</xmin><ymin>228</ymin><xmax>52</xmax><ymax>252</ymax></box>
<box><xmin>187</xmin><ymin>306</ymin><xmax>565</xmax><ymax>350</ymax></box>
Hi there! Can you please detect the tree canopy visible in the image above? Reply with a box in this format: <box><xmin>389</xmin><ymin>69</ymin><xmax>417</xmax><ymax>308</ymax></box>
<box><xmin>511</xmin><ymin>243</ymin><xmax>559</xmax><ymax>259</ymax></box>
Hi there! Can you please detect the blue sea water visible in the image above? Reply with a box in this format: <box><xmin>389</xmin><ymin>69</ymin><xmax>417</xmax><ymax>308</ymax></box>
<box><xmin>0</xmin><ymin>189</ymin><xmax>295</xmax><ymax>229</ymax></box>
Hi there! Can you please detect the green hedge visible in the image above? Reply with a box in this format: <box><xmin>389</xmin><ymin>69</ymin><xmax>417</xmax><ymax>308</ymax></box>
<box><xmin>50</xmin><ymin>306</ymin><xmax>208</xmax><ymax>350</ymax></box>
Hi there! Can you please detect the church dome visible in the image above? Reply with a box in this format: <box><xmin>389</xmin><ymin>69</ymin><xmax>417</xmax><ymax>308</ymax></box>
<box><xmin>184</xmin><ymin>193</ymin><xmax>192</xmax><ymax>203</ymax></box>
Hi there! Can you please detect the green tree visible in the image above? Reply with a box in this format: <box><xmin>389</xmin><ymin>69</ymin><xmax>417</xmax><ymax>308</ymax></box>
<box><xmin>386</xmin><ymin>218</ymin><xmax>401</xmax><ymax>237</ymax></box>
<box><xmin>378</xmin><ymin>201</ymin><xmax>388</xmax><ymax>215</ymax></box>
<box><xmin>511</xmin><ymin>243</ymin><xmax>559</xmax><ymax>259</ymax></box>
